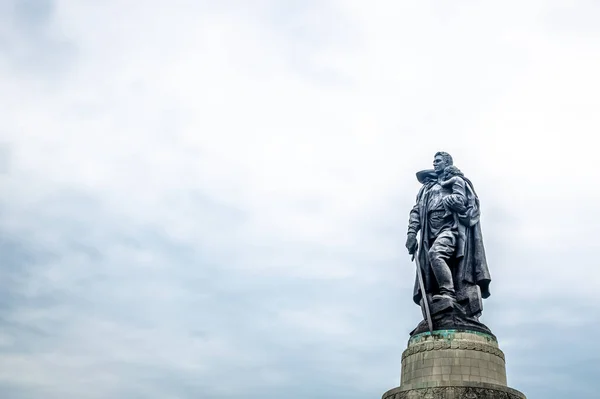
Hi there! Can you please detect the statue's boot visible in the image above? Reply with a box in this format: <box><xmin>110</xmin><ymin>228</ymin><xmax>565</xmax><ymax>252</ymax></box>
<box><xmin>429</xmin><ymin>255</ymin><xmax>456</xmax><ymax>300</ymax></box>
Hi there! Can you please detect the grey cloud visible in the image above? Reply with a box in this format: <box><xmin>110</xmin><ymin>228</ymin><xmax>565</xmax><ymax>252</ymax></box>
<box><xmin>12</xmin><ymin>0</ymin><xmax>54</xmax><ymax>30</ymax></box>
<box><xmin>0</xmin><ymin>0</ymin><xmax>76</xmax><ymax>79</ymax></box>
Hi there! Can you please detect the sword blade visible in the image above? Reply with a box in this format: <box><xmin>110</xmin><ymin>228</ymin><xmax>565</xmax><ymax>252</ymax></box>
<box><xmin>413</xmin><ymin>250</ymin><xmax>434</xmax><ymax>333</ymax></box>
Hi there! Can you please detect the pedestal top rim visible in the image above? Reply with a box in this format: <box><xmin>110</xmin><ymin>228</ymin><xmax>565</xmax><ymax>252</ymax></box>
<box><xmin>409</xmin><ymin>329</ymin><xmax>497</xmax><ymax>343</ymax></box>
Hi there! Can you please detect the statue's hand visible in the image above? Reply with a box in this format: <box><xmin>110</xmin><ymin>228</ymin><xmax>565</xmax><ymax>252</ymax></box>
<box><xmin>443</xmin><ymin>196</ymin><xmax>467</xmax><ymax>213</ymax></box>
<box><xmin>405</xmin><ymin>234</ymin><xmax>418</xmax><ymax>255</ymax></box>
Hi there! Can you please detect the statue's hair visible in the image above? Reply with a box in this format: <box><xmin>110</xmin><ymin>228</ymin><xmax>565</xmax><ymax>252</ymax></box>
<box><xmin>435</xmin><ymin>151</ymin><xmax>453</xmax><ymax>166</ymax></box>
<box><xmin>443</xmin><ymin>165</ymin><xmax>463</xmax><ymax>177</ymax></box>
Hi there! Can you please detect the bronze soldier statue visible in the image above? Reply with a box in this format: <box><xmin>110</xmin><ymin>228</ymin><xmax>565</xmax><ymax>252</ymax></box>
<box><xmin>405</xmin><ymin>152</ymin><xmax>492</xmax><ymax>335</ymax></box>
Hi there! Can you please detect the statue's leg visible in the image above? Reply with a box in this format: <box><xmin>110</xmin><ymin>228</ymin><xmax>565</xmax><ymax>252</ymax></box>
<box><xmin>427</xmin><ymin>230</ymin><xmax>457</xmax><ymax>298</ymax></box>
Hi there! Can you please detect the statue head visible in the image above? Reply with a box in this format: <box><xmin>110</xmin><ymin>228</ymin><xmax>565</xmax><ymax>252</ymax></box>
<box><xmin>433</xmin><ymin>151</ymin><xmax>453</xmax><ymax>174</ymax></box>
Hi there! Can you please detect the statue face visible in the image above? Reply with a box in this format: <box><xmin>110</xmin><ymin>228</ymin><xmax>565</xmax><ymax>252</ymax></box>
<box><xmin>433</xmin><ymin>155</ymin><xmax>448</xmax><ymax>173</ymax></box>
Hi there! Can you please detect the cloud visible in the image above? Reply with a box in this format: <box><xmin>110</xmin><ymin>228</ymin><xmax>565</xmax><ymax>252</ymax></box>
<box><xmin>1</xmin><ymin>0</ymin><xmax>600</xmax><ymax>398</ymax></box>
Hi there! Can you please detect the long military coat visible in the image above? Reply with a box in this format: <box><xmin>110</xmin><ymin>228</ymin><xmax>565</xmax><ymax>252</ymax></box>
<box><xmin>408</xmin><ymin>169</ymin><xmax>491</xmax><ymax>317</ymax></box>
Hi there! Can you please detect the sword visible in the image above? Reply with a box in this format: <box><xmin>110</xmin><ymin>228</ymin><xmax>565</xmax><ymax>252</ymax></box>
<box><xmin>412</xmin><ymin>245</ymin><xmax>434</xmax><ymax>333</ymax></box>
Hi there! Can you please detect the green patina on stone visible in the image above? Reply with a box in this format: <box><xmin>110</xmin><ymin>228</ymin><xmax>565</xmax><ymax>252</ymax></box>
<box><xmin>409</xmin><ymin>329</ymin><xmax>497</xmax><ymax>345</ymax></box>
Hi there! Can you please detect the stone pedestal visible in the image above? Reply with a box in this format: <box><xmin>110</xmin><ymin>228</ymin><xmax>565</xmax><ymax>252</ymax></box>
<box><xmin>382</xmin><ymin>330</ymin><xmax>526</xmax><ymax>399</ymax></box>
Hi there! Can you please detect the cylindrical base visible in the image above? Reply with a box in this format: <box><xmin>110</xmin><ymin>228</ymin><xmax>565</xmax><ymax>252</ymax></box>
<box><xmin>383</xmin><ymin>330</ymin><xmax>526</xmax><ymax>399</ymax></box>
<box><xmin>401</xmin><ymin>330</ymin><xmax>506</xmax><ymax>386</ymax></box>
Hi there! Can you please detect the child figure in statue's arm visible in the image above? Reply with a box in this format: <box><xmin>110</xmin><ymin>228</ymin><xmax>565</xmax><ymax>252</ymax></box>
<box><xmin>440</xmin><ymin>165</ymin><xmax>467</xmax><ymax>222</ymax></box>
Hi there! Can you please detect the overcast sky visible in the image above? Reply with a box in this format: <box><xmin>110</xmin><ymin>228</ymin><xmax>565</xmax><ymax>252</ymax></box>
<box><xmin>1</xmin><ymin>1</ymin><xmax>600</xmax><ymax>398</ymax></box>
